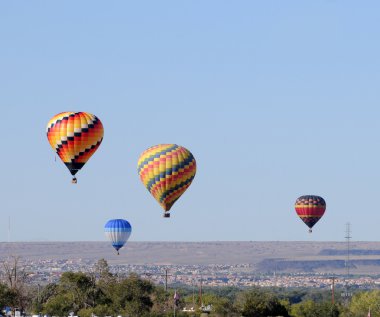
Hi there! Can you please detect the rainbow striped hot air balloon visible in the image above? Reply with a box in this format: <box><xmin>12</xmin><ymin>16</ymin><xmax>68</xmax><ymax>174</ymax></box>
<box><xmin>295</xmin><ymin>195</ymin><xmax>326</xmax><ymax>233</ymax></box>
<box><xmin>46</xmin><ymin>112</ymin><xmax>104</xmax><ymax>183</ymax></box>
<box><xmin>137</xmin><ymin>144</ymin><xmax>196</xmax><ymax>217</ymax></box>
<box><xmin>104</xmin><ymin>219</ymin><xmax>132</xmax><ymax>255</ymax></box>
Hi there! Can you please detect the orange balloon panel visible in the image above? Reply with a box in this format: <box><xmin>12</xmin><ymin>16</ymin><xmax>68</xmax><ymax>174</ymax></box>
<box><xmin>47</xmin><ymin>112</ymin><xmax>104</xmax><ymax>176</ymax></box>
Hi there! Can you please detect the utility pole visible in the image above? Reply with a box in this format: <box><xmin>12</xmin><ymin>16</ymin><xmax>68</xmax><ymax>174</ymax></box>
<box><xmin>330</xmin><ymin>276</ymin><xmax>336</xmax><ymax>317</ymax></box>
<box><xmin>165</xmin><ymin>268</ymin><xmax>168</xmax><ymax>292</ymax></box>
<box><xmin>37</xmin><ymin>284</ymin><xmax>41</xmax><ymax>315</ymax></box>
<box><xmin>141</xmin><ymin>268</ymin><xmax>171</xmax><ymax>291</ymax></box>
<box><xmin>331</xmin><ymin>277</ymin><xmax>335</xmax><ymax>305</ymax></box>
<box><xmin>163</xmin><ymin>268</ymin><xmax>172</xmax><ymax>292</ymax></box>
<box><xmin>199</xmin><ymin>273</ymin><xmax>203</xmax><ymax>308</ymax></box>
<box><xmin>192</xmin><ymin>279</ymin><xmax>195</xmax><ymax>307</ymax></box>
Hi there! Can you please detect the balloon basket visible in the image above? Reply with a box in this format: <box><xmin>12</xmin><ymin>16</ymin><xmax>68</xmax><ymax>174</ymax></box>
<box><xmin>163</xmin><ymin>213</ymin><xmax>170</xmax><ymax>218</ymax></box>
<box><xmin>72</xmin><ymin>177</ymin><xmax>77</xmax><ymax>184</ymax></box>
<box><xmin>309</xmin><ymin>228</ymin><xmax>312</xmax><ymax>233</ymax></box>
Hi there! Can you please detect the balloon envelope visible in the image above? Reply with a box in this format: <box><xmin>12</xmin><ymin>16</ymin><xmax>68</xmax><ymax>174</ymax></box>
<box><xmin>46</xmin><ymin>112</ymin><xmax>104</xmax><ymax>180</ymax></box>
<box><xmin>137</xmin><ymin>144</ymin><xmax>196</xmax><ymax>215</ymax></box>
<box><xmin>104</xmin><ymin>219</ymin><xmax>132</xmax><ymax>252</ymax></box>
<box><xmin>295</xmin><ymin>195</ymin><xmax>326</xmax><ymax>231</ymax></box>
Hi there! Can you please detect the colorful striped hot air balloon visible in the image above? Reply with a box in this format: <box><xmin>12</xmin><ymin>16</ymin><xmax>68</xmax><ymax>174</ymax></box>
<box><xmin>104</xmin><ymin>219</ymin><xmax>132</xmax><ymax>255</ymax></box>
<box><xmin>295</xmin><ymin>195</ymin><xmax>326</xmax><ymax>233</ymax></box>
<box><xmin>46</xmin><ymin>112</ymin><xmax>104</xmax><ymax>183</ymax></box>
<box><xmin>137</xmin><ymin>144</ymin><xmax>196</xmax><ymax>217</ymax></box>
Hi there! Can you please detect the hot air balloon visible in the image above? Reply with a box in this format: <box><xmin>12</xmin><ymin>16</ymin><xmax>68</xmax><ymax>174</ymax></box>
<box><xmin>137</xmin><ymin>144</ymin><xmax>196</xmax><ymax>217</ymax></box>
<box><xmin>295</xmin><ymin>195</ymin><xmax>326</xmax><ymax>233</ymax></box>
<box><xmin>104</xmin><ymin>219</ymin><xmax>132</xmax><ymax>255</ymax></box>
<box><xmin>46</xmin><ymin>112</ymin><xmax>104</xmax><ymax>183</ymax></box>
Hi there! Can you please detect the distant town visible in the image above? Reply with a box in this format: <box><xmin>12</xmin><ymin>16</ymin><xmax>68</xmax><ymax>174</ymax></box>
<box><xmin>3</xmin><ymin>242</ymin><xmax>380</xmax><ymax>316</ymax></box>
<box><xmin>3</xmin><ymin>241</ymin><xmax>380</xmax><ymax>291</ymax></box>
<box><xmin>14</xmin><ymin>257</ymin><xmax>380</xmax><ymax>290</ymax></box>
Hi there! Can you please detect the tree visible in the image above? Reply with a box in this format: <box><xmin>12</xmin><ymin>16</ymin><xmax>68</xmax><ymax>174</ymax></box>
<box><xmin>112</xmin><ymin>273</ymin><xmax>154</xmax><ymax>317</ymax></box>
<box><xmin>210</xmin><ymin>296</ymin><xmax>236</xmax><ymax>317</ymax></box>
<box><xmin>235</xmin><ymin>288</ymin><xmax>289</xmax><ymax>317</ymax></box>
<box><xmin>290</xmin><ymin>299</ymin><xmax>340</xmax><ymax>317</ymax></box>
<box><xmin>30</xmin><ymin>283</ymin><xmax>59</xmax><ymax>314</ymax></box>
<box><xmin>60</xmin><ymin>272</ymin><xmax>98</xmax><ymax>310</ymax></box>
<box><xmin>348</xmin><ymin>290</ymin><xmax>380</xmax><ymax>317</ymax></box>
<box><xmin>93</xmin><ymin>259</ymin><xmax>114</xmax><ymax>283</ymax></box>
<box><xmin>42</xmin><ymin>271</ymin><xmax>107</xmax><ymax>315</ymax></box>
<box><xmin>92</xmin><ymin>259</ymin><xmax>116</xmax><ymax>305</ymax></box>
<box><xmin>1</xmin><ymin>256</ymin><xmax>31</xmax><ymax>312</ymax></box>
<box><xmin>44</xmin><ymin>293</ymin><xmax>73</xmax><ymax>317</ymax></box>
<box><xmin>0</xmin><ymin>282</ymin><xmax>15</xmax><ymax>310</ymax></box>
<box><xmin>150</xmin><ymin>286</ymin><xmax>172</xmax><ymax>315</ymax></box>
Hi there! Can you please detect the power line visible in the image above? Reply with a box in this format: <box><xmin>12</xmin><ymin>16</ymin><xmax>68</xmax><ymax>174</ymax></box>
<box><xmin>345</xmin><ymin>222</ymin><xmax>351</xmax><ymax>278</ymax></box>
<box><xmin>8</xmin><ymin>216</ymin><xmax>10</xmax><ymax>243</ymax></box>
<box><xmin>342</xmin><ymin>222</ymin><xmax>352</xmax><ymax>304</ymax></box>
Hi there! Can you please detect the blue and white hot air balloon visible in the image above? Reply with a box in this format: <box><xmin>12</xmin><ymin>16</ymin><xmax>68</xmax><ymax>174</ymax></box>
<box><xmin>104</xmin><ymin>219</ymin><xmax>132</xmax><ymax>255</ymax></box>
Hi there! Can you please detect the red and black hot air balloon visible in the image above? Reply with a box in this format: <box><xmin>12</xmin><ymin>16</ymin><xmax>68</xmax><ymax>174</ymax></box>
<box><xmin>46</xmin><ymin>112</ymin><xmax>104</xmax><ymax>183</ymax></box>
<box><xmin>295</xmin><ymin>195</ymin><xmax>326</xmax><ymax>233</ymax></box>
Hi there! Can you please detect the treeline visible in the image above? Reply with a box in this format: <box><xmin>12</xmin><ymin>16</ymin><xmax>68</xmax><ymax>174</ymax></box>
<box><xmin>1</xmin><ymin>258</ymin><xmax>380</xmax><ymax>317</ymax></box>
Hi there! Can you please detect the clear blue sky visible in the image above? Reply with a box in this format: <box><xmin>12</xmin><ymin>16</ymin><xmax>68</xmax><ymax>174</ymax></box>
<box><xmin>1</xmin><ymin>1</ymin><xmax>379</xmax><ymax>242</ymax></box>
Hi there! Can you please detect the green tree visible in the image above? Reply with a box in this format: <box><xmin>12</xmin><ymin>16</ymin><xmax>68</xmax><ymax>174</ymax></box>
<box><xmin>60</xmin><ymin>272</ymin><xmax>98</xmax><ymax>310</ymax></box>
<box><xmin>93</xmin><ymin>304</ymin><xmax>115</xmax><ymax>317</ymax></box>
<box><xmin>92</xmin><ymin>259</ymin><xmax>116</xmax><ymax>309</ymax></box>
<box><xmin>235</xmin><ymin>288</ymin><xmax>289</xmax><ymax>317</ymax></box>
<box><xmin>44</xmin><ymin>293</ymin><xmax>73</xmax><ymax>317</ymax></box>
<box><xmin>42</xmin><ymin>271</ymin><xmax>106</xmax><ymax>315</ymax></box>
<box><xmin>290</xmin><ymin>299</ymin><xmax>339</xmax><ymax>317</ymax></box>
<box><xmin>348</xmin><ymin>290</ymin><xmax>380</xmax><ymax>317</ymax></box>
<box><xmin>77</xmin><ymin>307</ymin><xmax>93</xmax><ymax>317</ymax></box>
<box><xmin>210</xmin><ymin>296</ymin><xmax>236</xmax><ymax>317</ymax></box>
<box><xmin>112</xmin><ymin>273</ymin><xmax>154</xmax><ymax>317</ymax></box>
<box><xmin>0</xmin><ymin>282</ymin><xmax>15</xmax><ymax>309</ymax></box>
<box><xmin>150</xmin><ymin>286</ymin><xmax>172</xmax><ymax>316</ymax></box>
<box><xmin>93</xmin><ymin>258</ymin><xmax>115</xmax><ymax>285</ymax></box>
